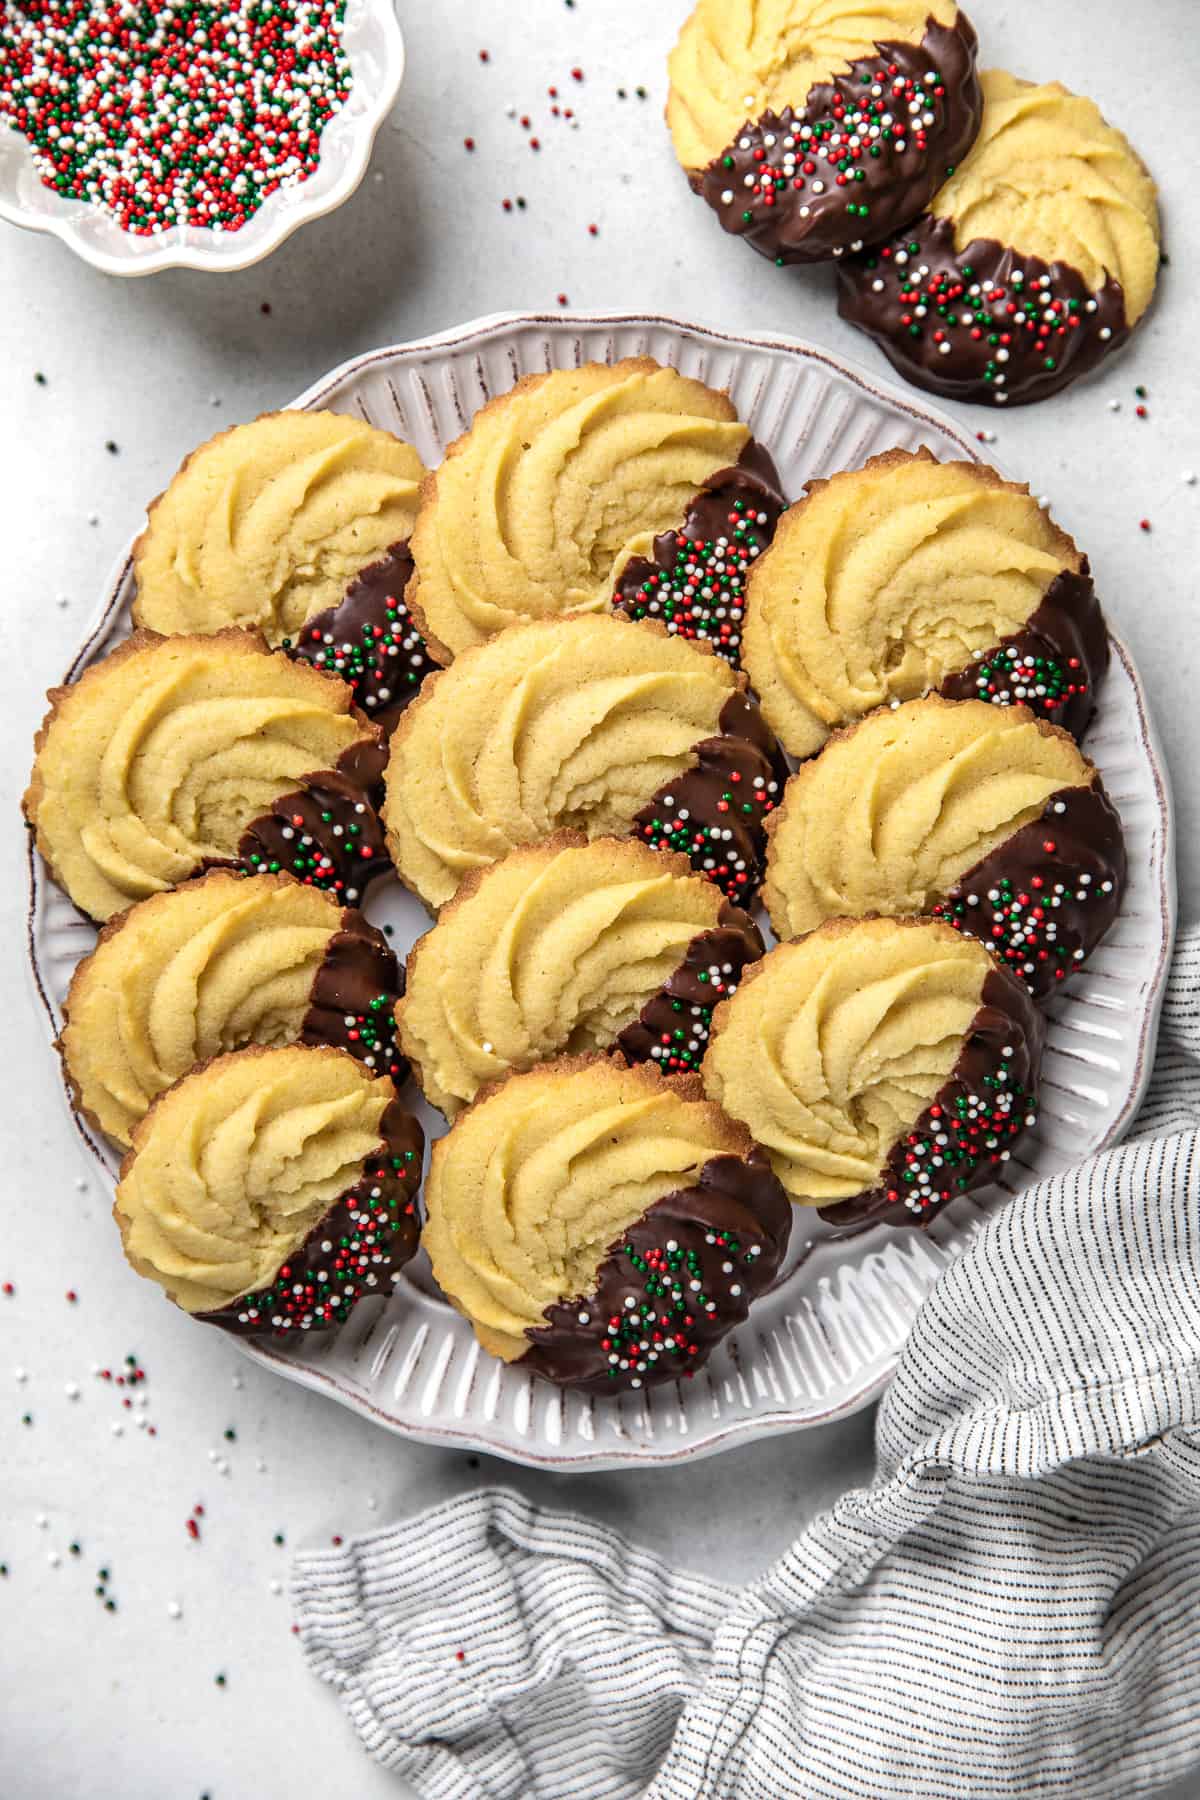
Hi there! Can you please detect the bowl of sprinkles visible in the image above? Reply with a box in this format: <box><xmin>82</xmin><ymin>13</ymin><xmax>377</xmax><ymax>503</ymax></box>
<box><xmin>0</xmin><ymin>0</ymin><xmax>404</xmax><ymax>275</ymax></box>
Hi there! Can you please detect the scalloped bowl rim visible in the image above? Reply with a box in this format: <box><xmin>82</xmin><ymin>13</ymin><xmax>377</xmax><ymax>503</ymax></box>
<box><xmin>0</xmin><ymin>0</ymin><xmax>405</xmax><ymax>277</ymax></box>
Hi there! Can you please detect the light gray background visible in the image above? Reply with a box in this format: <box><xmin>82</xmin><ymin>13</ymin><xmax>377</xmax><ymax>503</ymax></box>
<box><xmin>2</xmin><ymin>2</ymin><xmax>1198</xmax><ymax>1796</ymax></box>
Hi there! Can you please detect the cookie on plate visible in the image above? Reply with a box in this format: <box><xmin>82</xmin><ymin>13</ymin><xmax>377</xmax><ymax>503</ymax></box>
<box><xmin>667</xmin><ymin>0</ymin><xmax>981</xmax><ymax>266</ymax></box>
<box><xmin>703</xmin><ymin>917</ymin><xmax>1044</xmax><ymax>1227</ymax></box>
<box><xmin>383</xmin><ymin>614</ymin><xmax>784</xmax><ymax>911</ymax></box>
<box><xmin>763</xmin><ymin>696</ymin><xmax>1126</xmax><ymax>997</ymax></box>
<box><xmin>132</xmin><ymin>411</ymin><xmax>436</xmax><ymax>730</ymax></box>
<box><xmin>405</xmin><ymin>358</ymin><xmax>785</xmax><ymax>667</ymax></box>
<box><xmin>61</xmin><ymin>871</ymin><xmax>404</xmax><ymax>1147</ymax></box>
<box><xmin>24</xmin><ymin>629</ymin><xmax>387</xmax><ymax>923</ymax></box>
<box><xmin>422</xmin><ymin>1056</ymin><xmax>790</xmax><ymax>1390</ymax></box>
<box><xmin>398</xmin><ymin>834</ymin><xmax>763</xmax><ymax>1116</ymax></box>
<box><xmin>114</xmin><ymin>1044</ymin><xmax>423</xmax><ymax>1335</ymax></box>
<box><xmin>838</xmin><ymin>70</ymin><xmax>1161</xmax><ymax>404</ymax></box>
<box><xmin>742</xmin><ymin>449</ymin><xmax>1108</xmax><ymax>759</ymax></box>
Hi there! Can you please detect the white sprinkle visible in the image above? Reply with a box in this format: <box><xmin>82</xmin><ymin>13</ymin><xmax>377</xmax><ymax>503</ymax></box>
<box><xmin>167</xmin><ymin>1600</ymin><xmax>182</xmax><ymax>1619</ymax></box>
<box><xmin>48</xmin><ymin>1552</ymin><xmax>61</xmax><ymax>1568</ymax></box>
<box><xmin>65</xmin><ymin>1382</ymin><xmax>80</xmax><ymax>1400</ymax></box>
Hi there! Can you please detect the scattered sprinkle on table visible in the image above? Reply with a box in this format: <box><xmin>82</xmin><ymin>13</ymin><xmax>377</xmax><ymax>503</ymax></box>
<box><xmin>0</xmin><ymin>0</ymin><xmax>354</xmax><ymax>238</ymax></box>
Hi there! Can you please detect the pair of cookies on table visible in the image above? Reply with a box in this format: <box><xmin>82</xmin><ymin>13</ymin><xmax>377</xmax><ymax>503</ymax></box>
<box><xmin>668</xmin><ymin>4</ymin><xmax>1161</xmax><ymax>403</ymax></box>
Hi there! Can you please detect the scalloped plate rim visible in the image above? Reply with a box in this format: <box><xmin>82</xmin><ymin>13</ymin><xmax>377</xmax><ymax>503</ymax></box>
<box><xmin>23</xmin><ymin>310</ymin><xmax>1177</xmax><ymax>1471</ymax></box>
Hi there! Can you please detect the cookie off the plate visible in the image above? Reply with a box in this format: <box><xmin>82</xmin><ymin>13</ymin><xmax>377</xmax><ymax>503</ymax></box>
<box><xmin>668</xmin><ymin>0</ymin><xmax>982</xmax><ymax>266</ymax></box>
<box><xmin>838</xmin><ymin>70</ymin><xmax>1160</xmax><ymax>404</ymax></box>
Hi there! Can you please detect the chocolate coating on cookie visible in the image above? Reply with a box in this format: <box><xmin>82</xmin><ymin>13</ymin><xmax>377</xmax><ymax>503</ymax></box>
<box><xmin>285</xmin><ymin>541</ymin><xmax>438</xmax><ymax>734</ymax></box>
<box><xmin>931</xmin><ymin>782</ymin><xmax>1126</xmax><ymax>998</ymax></box>
<box><xmin>634</xmin><ymin>692</ymin><xmax>786</xmax><ymax>902</ymax></box>
<box><xmin>821</xmin><ymin>967</ymin><xmax>1044</xmax><ymax>1229</ymax></box>
<box><xmin>612</xmin><ymin>441</ymin><xmax>787</xmax><ymax>669</ymax></box>
<box><xmin>838</xmin><ymin>215</ymin><xmax>1130</xmax><ymax>405</ymax></box>
<box><xmin>237</xmin><ymin>739</ymin><xmax>390</xmax><ymax>907</ymax></box>
<box><xmin>939</xmin><ymin>566</ymin><xmax>1109</xmax><ymax>739</ymax></box>
<box><xmin>303</xmin><ymin>913</ymin><xmax>407</xmax><ymax>1085</ymax></box>
<box><xmin>616</xmin><ymin>905</ymin><xmax>764</xmax><ymax>1076</ymax></box>
<box><xmin>699</xmin><ymin>17</ymin><xmax>980</xmax><ymax>266</ymax></box>
<box><xmin>521</xmin><ymin>1153</ymin><xmax>790</xmax><ymax>1390</ymax></box>
<box><xmin>197</xmin><ymin>1098</ymin><xmax>424</xmax><ymax>1336</ymax></box>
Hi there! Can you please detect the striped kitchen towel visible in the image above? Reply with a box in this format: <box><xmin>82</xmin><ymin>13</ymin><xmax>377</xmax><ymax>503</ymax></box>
<box><xmin>292</xmin><ymin>929</ymin><xmax>1200</xmax><ymax>1800</ymax></box>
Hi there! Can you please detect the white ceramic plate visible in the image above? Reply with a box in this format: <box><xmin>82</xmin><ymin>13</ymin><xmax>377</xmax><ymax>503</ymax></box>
<box><xmin>26</xmin><ymin>313</ymin><xmax>1176</xmax><ymax>1470</ymax></box>
<box><xmin>0</xmin><ymin>0</ymin><xmax>404</xmax><ymax>277</ymax></box>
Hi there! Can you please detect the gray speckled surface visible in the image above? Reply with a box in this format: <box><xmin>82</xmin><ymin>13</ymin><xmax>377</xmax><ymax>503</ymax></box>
<box><xmin>1</xmin><ymin>1</ymin><xmax>1198</xmax><ymax>1794</ymax></box>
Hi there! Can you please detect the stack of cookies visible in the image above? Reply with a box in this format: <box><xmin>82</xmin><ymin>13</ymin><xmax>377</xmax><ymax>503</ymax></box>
<box><xmin>25</xmin><ymin>357</ymin><xmax>1126</xmax><ymax>1393</ymax></box>
<box><xmin>667</xmin><ymin>3</ymin><xmax>1161</xmax><ymax>405</ymax></box>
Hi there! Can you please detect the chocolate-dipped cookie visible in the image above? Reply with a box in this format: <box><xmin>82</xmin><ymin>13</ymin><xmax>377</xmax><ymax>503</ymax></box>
<box><xmin>383</xmin><ymin>614</ymin><xmax>785</xmax><ymax>911</ymax></box>
<box><xmin>398</xmin><ymin>834</ymin><xmax>762</xmax><ymax>1116</ymax></box>
<box><xmin>405</xmin><ymin>358</ymin><xmax>784</xmax><ymax>670</ymax></box>
<box><xmin>133</xmin><ymin>411</ymin><xmax>435</xmax><ymax>729</ymax></box>
<box><xmin>114</xmin><ymin>1044</ymin><xmax>423</xmax><ymax>1336</ymax></box>
<box><xmin>610</xmin><ymin>440</ymin><xmax>785</xmax><ymax>668</ymax></box>
<box><xmin>763</xmin><ymin>696</ymin><xmax>1125</xmax><ymax>997</ymax></box>
<box><xmin>703</xmin><ymin>917</ymin><xmax>1044</xmax><ymax>1227</ymax></box>
<box><xmin>422</xmin><ymin>1056</ymin><xmax>790</xmax><ymax>1391</ymax></box>
<box><xmin>24</xmin><ymin>629</ymin><xmax>389</xmax><ymax>923</ymax></box>
<box><xmin>743</xmin><ymin>449</ymin><xmax>1107</xmax><ymax>759</ymax></box>
<box><xmin>667</xmin><ymin>0</ymin><xmax>981</xmax><ymax>266</ymax></box>
<box><xmin>61</xmin><ymin>871</ymin><xmax>405</xmax><ymax>1148</ymax></box>
<box><xmin>838</xmin><ymin>70</ymin><xmax>1160</xmax><ymax>404</ymax></box>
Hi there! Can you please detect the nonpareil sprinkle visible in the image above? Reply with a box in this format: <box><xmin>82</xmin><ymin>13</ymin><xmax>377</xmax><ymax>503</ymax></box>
<box><xmin>0</xmin><ymin>0</ymin><xmax>354</xmax><ymax>238</ymax></box>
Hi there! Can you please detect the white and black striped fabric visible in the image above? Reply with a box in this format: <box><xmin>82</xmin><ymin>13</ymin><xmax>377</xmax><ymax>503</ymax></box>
<box><xmin>292</xmin><ymin>929</ymin><xmax>1200</xmax><ymax>1800</ymax></box>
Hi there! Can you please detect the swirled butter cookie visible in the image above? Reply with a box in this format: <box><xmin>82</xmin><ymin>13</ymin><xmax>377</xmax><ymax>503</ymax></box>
<box><xmin>115</xmin><ymin>1044</ymin><xmax>424</xmax><ymax>1335</ymax></box>
<box><xmin>839</xmin><ymin>70</ymin><xmax>1161</xmax><ymax>404</ymax></box>
<box><xmin>743</xmin><ymin>450</ymin><xmax>1108</xmax><ymax>758</ymax></box>
<box><xmin>383</xmin><ymin>615</ymin><xmax>784</xmax><ymax>910</ymax></box>
<box><xmin>422</xmin><ymin>1056</ymin><xmax>790</xmax><ymax>1389</ymax></box>
<box><xmin>24</xmin><ymin>629</ymin><xmax>387</xmax><ymax>923</ymax></box>
<box><xmin>405</xmin><ymin>359</ymin><xmax>785</xmax><ymax>668</ymax></box>
<box><xmin>764</xmin><ymin>697</ymin><xmax>1126</xmax><ymax>997</ymax></box>
<box><xmin>62</xmin><ymin>872</ymin><xmax>404</xmax><ymax>1147</ymax></box>
<box><xmin>703</xmin><ymin>918</ymin><xmax>1043</xmax><ymax>1227</ymax></box>
<box><xmin>132</xmin><ymin>411</ymin><xmax>436</xmax><ymax>730</ymax></box>
<box><xmin>667</xmin><ymin>0</ymin><xmax>981</xmax><ymax>266</ymax></box>
<box><xmin>399</xmin><ymin>835</ymin><xmax>763</xmax><ymax>1116</ymax></box>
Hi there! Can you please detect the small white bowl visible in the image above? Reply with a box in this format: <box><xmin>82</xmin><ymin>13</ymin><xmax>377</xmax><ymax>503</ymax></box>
<box><xmin>0</xmin><ymin>0</ymin><xmax>404</xmax><ymax>277</ymax></box>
